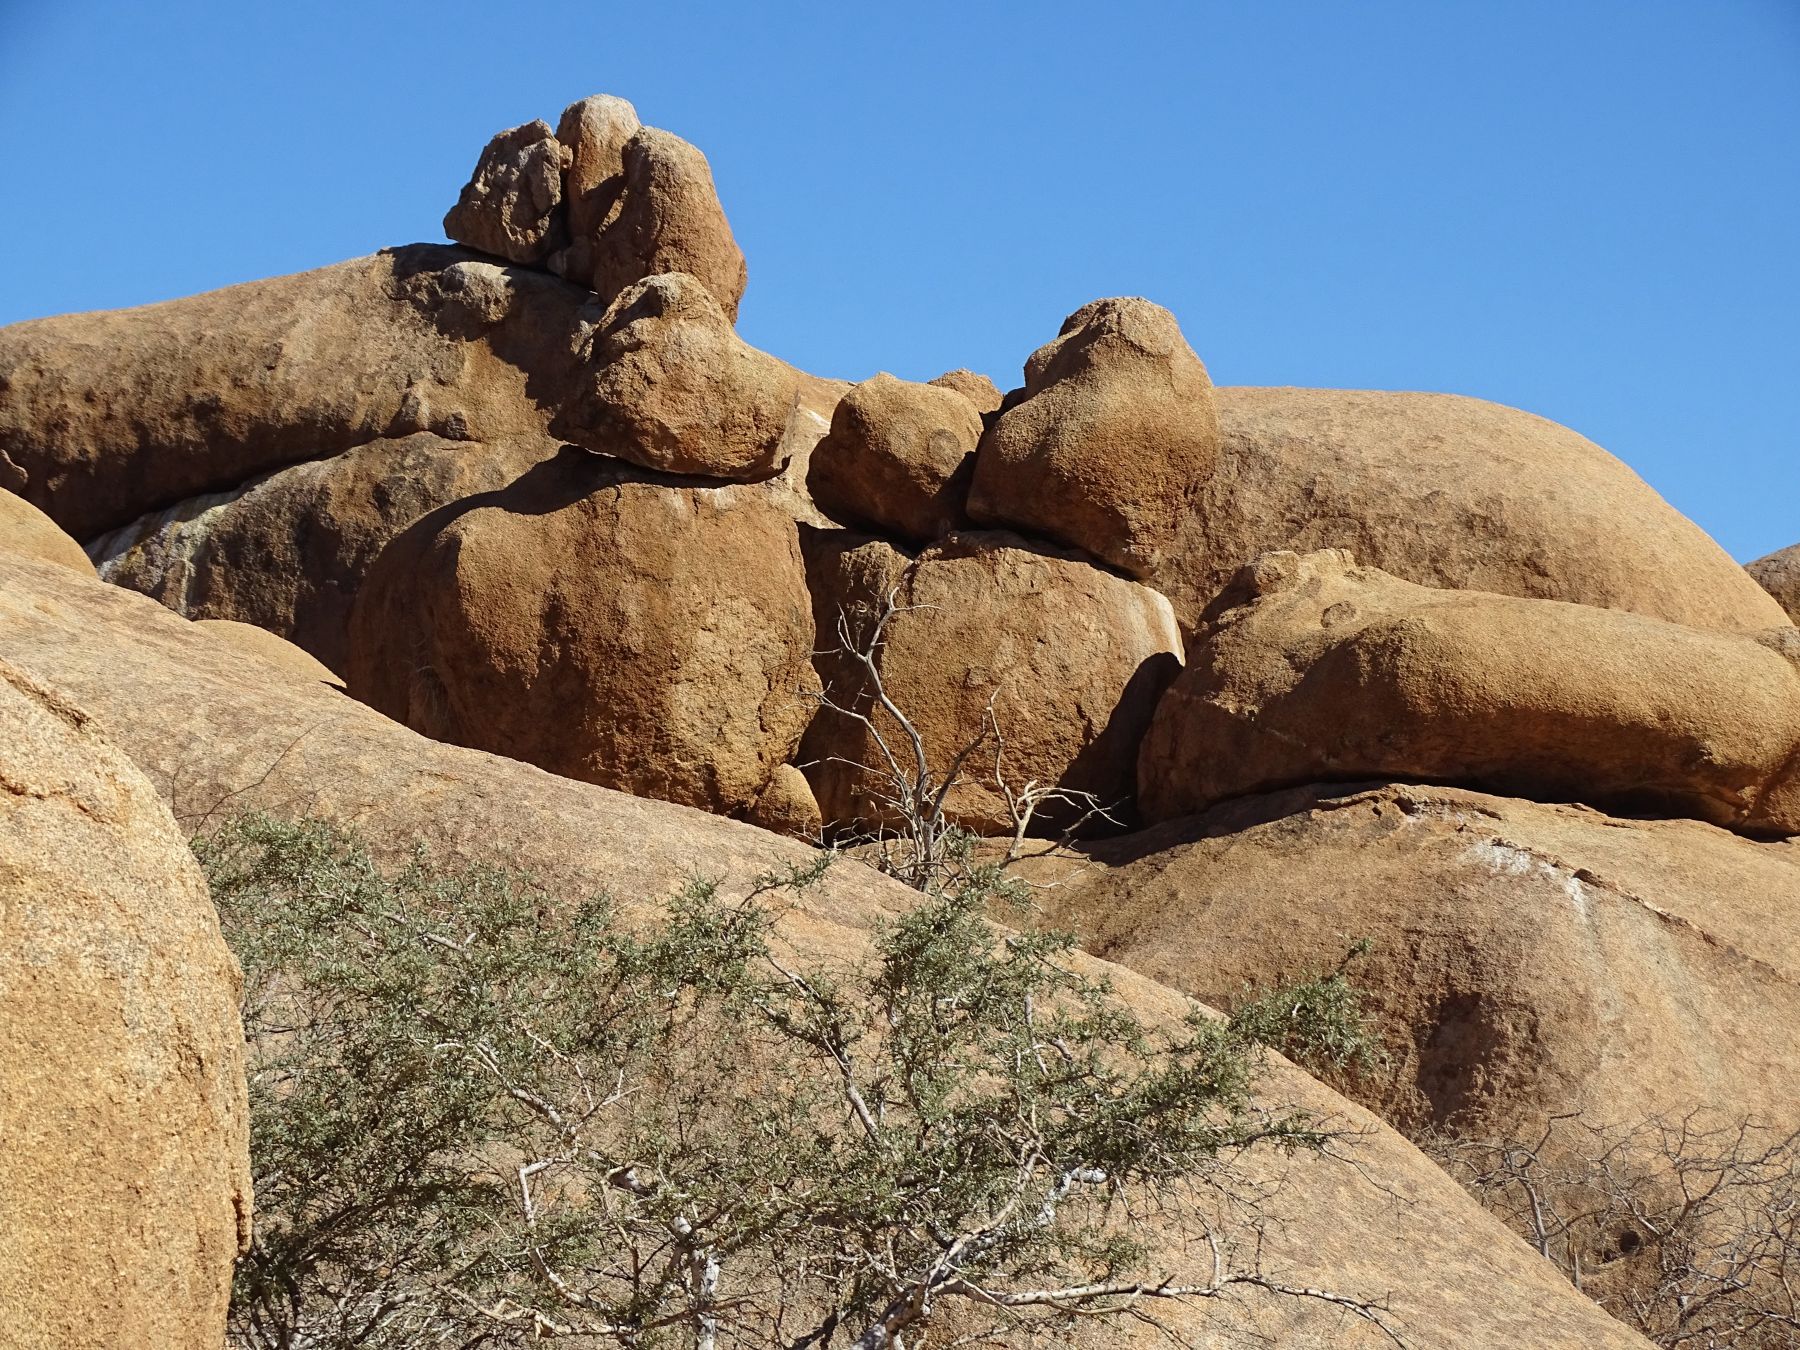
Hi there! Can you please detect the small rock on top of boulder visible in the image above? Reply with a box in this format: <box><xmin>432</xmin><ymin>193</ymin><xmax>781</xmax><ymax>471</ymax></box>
<box><xmin>442</xmin><ymin>119</ymin><xmax>572</xmax><ymax>265</ymax></box>
<box><xmin>807</xmin><ymin>372</ymin><xmax>983</xmax><ymax>541</ymax></box>
<box><xmin>547</xmin><ymin>94</ymin><xmax>643</xmax><ymax>288</ymax></box>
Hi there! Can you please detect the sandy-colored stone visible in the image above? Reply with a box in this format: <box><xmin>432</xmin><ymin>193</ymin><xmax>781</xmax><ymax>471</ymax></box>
<box><xmin>0</xmin><ymin>247</ymin><xmax>601</xmax><ymax>541</ymax></box>
<box><xmin>801</xmin><ymin>530</ymin><xmax>1183</xmax><ymax>836</ymax></box>
<box><xmin>589</xmin><ymin>127</ymin><xmax>747</xmax><ymax>321</ymax></box>
<box><xmin>1162</xmin><ymin>387</ymin><xmax>1789</xmax><ymax>633</ymax></box>
<box><xmin>968</xmin><ymin>297</ymin><xmax>1218</xmax><ymax>578</ymax></box>
<box><xmin>89</xmin><ymin>433</ymin><xmax>551</xmax><ymax>674</ymax></box>
<box><xmin>928</xmin><ymin>368</ymin><xmax>1003</xmax><ymax>414</ymax></box>
<box><xmin>193</xmin><ymin>619</ymin><xmax>342</xmax><ymax>686</ymax></box>
<box><xmin>1747</xmin><ymin>542</ymin><xmax>1800</xmax><ymax>622</ymax></box>
<box><xmin>1</xmin><ymin>488</ymin><xmax>94</xmax><ymax>574</ymax></box>
<box><xmin>0</xmin><ymin>550</ymin><xmax>1653</xmax><ymax>1349</ymax></box>
<box><xmin>743</xmin><ymin>762</ymin><xmax>823</xmax><ymax>841</ymax></box>
<box><xmin>547</xmin><ymin>94</ymin><xmax>642</xmax><ymax>289</ymax></box>
<box><xmin>557</xmin><ymin>274</ymin><xmax>805</xmax><ymax>480</ymax></box>
<box><xmin>347</xmin><ymin>450</ymin><xmax>815</xmax><ymax>815</ymax></box>
<box><xmin>0</xmin><ymin>657</ymin><xmax>249</xmax><ymax>1350</ymax></box>
<box><xmin>1139</xmin><ymin>549</ymin><xmax>1800</xmax><ymax>836</ymax></box>
<box><xmin>442</xmin><ymin>119</ymin><xmax>571</xmax><ymax>265</ymax></box>
<box><xmin>807</xmin><ymin>372</ymin><xmax>983</xmax><ymax>540</ymax></box>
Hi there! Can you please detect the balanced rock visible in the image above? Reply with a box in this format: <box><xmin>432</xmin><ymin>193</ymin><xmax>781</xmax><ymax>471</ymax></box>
<box><xmin>1139</xmin><ymin>548</ymin><xmax>1800</xmax><ymax>835</ymax></box>
<box><xmin>1162</xmin><ymin>387</ymin><xmax>1789</xmax><ymax>633</ymax></box>
<box><xmin>0</xmin><ymin>658</ymin><xmax>249</xmax><ymax>1349</ymax></box>
<box><xmin>0</xmin><ymin>246</ymin><xmax>596</xmax><ymax>541</ymax></box>
<box><xmin>548</xmin><ymin>94</ymin><xmax>642</xmax><ymax>287</ymax></box>
<box><xmin>90</xmin><ymin>432</ymin><xmax>551</xmax><ymax>675</ymax></box>
<box><xmin>807</xmin><ymin>372</ymin><xmax>983</xmax><ymax>540</ymax></box>
<box><xmin>1</xmin><ymin>488</ymin><xmax>94</xmax><ymax>575</ymax></box>
<box><xmin>442</xmin><ymin>119</ymin><xmax>571</xmax><ymax>265</ymax></box>
<box><xmin>347</xmin><ymin>451</ymin><xmax>815</xmax><ymax>815</ymax></box>
<box><xmin>968</xmin><ymin>297</ymin><xmax>1218</xmax><ymax>578</ymax></box>
<box><xmin>928</xmin><ymin>367</ymin><xmax>1003</xmax><ymax>414</ymax></box>
<box><xmin>557</xmin><ymin>273</ymin><xmax>804</xmax><ymax>480</ymax></box>
<box><xmin>588</xmin><ymin>128</ymin><xmax>747</xmax><ymax>321</ymax></box>
<box><xmin>1747</xmin><ymin>542</ymin><xmax>1800</xmax><ymax>622</ymax></box>
<box><xmin>801</xmin><ymin>530</ymin><xmax>1182</xmax><ymax>836</ymax></box>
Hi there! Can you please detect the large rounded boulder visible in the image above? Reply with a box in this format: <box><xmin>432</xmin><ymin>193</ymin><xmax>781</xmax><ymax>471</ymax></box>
<box><xmin>800</xmin><ymin>530</ymin><xmax>1183</xmax><ymax>836</ymax></box>
<box><xmin>1747</xmin><ymin>542</ymin><xmax>1800</xmax><ymax>622</ymax></box>
<box><xmin>0</xmin><ymin>658</ymin><xmax>250</xmax><ymax>1349</ymax></box>
<box><xmin>1162</xmin><ymin>387</ymin><xmax>1789</xmax><ymax>632</ymax></box>
<box><xmin>968</xmin><ymin>296</ymin><xmax>1218</xmax><ymax>578</ymax></box>
<box><xmin>347</xmin><ymin>451</ymin><xmax>816</xmax><ymax>815</ymax></box>
<box><xmin>1140</xmin><ymin>548</ymin><xmax>1800</xmax><ymax>835</ymax></box>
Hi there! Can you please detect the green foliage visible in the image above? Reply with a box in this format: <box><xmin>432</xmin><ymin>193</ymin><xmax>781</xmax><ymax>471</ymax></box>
<box><xmin>1227</xmin><ymin>939</ymin><xmax>1383</xmax><ymax>1079</ymax></box>
<box><xmin>201</xmin><ymin>814</ymin><xmax>1380</xmax><ymax>1349</ymax></box>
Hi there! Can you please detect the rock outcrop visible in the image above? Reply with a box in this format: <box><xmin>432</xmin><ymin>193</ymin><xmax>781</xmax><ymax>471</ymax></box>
<box><xmin>0</xmin><ymin>247</ymin><xmax>596</xmax><ymax>540</ymax></box>
<box><xmin>928</xmin><ymin>367</ymin><xmax>1003</xmax><ymax>413</ymax></box>
<box><xmin>556</xmin><ymin>273</ymin><xmax>804</xmax><ymax>480</ymax></box>
<box><xmin>0</xmin><ymin>656</ymin><xmax>249</xmax><ymax>1350</ymax></box>
<box><xmin>0</xmin><ymin>550</ymin><xmax>1655</xmax><ymax>1349</ymax></box>
<box><xmin>548</xmin><ymin>94</ymin><xmax>642</xmax><ymax>285</ymax></box>
<box><xmin>1018</xmin><ymin>779</ymin><xmax>1800</xmax><ymax>1145</ymax></box>
<box><xmin>1748</xmin><ymin>542</ymin><xmax>1800</xmax><ymax>622</ymax></box>
<box><xmin>441</xmin><ymin>120</ymin><xmax>571</xmax><ymax>266</ymax></box>
<box><xmin>1140</xmin><ymin>549</ymin><xmax>1800</xmax><ymax>835</ymax></box>
<box><xmin>1</xmin><ymin>488</ymin><xmax>94</xmax><ymax>574</ymax></box>
<box><xmin>801</xmin><ymin>531</ymin><xmax>1182</xmax><ymax>835</ymax></box>
<box><xmin>806</xmin><ymin>372</ymin><xmax>983</xmax><ymax>540</ymax></box>
<box><xmin>347</xmin><ymin>450</ymin><xmax>816</xmax><ymax>815</ymax></box>
<box><xmin>1161</xmin><ymin>387</ymin><xmax>1789</xmax><ymax>632</ymax></box>
<box><xmin>968</xmin><ymin>297</ymin><xmax>1218</xmax><ymax>578</ymax></box>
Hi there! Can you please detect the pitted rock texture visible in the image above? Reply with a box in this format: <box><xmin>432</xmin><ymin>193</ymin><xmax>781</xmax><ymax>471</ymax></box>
<box><xmin>1162</xmin><ymin>387</ymin><xmax>1790</xmax><ymax>633</ymax></box>
<box><xmin>1747</xmin><ymin>542</ymin><xmax>1800</xmax><ymax>622</ymax></box>
<box><xmin>442</xmin><ymin>119</ymin><xmax>571</xmax><ymax>265</ymax></box>
<box><xmin>801</xmin><ymin>530</ymin><xmax>1183</xmax><ymax>837</ymax></box>
<box><xmin>807</xmin><ymin>372</ymin><xmax>983</xmax><ymax>541</ymax></box>
<box><xmin>347</xmin><ymin>449</ymin><xmax>816</xmax><ymax>816</ymax></box>
<box><xmin>1139</xmin><ymin>549</ymin><xmax>1800</xmax><ymax>835</ymax></box>
<box><xmin>968</xmin><ymin>296</ymin><xmax>1218</xmax><ymax>578</ymax></box>
<box><xmin>0</xmin><ymin>657</ymin><xmax>249</xmax><ymax>1350</ymax></box>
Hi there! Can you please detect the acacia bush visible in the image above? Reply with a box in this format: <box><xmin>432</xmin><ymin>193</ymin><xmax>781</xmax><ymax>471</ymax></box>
<box><xmin>199</xmin><ymin>814</ymin><xmax>1394</xmax><ymax>1349</ymax></box>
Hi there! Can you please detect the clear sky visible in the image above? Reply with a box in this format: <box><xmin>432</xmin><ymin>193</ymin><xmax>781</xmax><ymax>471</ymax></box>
<box><xmin>2</xmin><ymin>1</ymin><xmax>1795</xmax><ymax>560</ymax></box>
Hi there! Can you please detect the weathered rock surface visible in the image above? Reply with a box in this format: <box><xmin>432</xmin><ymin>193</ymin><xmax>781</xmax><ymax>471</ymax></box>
<box><xmin>347</xmin><ymin>450</ymin><xmax>816</xmax><ymax>815</ymax></box>
<box><xmin>807</xmin><ymin>372</ymin><xmax>983</xmax><ymax>540</ymax></box>
<box><xmin>801</xmin><ymin>531</ymin><xmax>1183</xmax><ymax>836</ymax></box>
<box><xmin>928</xmin><ymin>367</ymin><xmax>1003</xmax><ymax>413</ymax></box>
<box><xmin>1747</xmin><ymin>542</ymin><xmax>1800</xmax><ymax>622</ymax></box>
<box><xmin>743</xmin><ymin>762</ymin><xmax>823</xmax><ymax>841</ymax></box>
<box><xmin>547</xmin><ymin>94</ymin><xmax>642</xmax><ymax>287</ymax></box>
<box><xmin>557</xmin><ymin>273</ymin><xmax>804</xmax><ymax>480</ymax></box>
<box><xmin>442</xmin><ymin>120</ymin><xmax>571</xmax><ymax>265</ymax></box>
<box><xmin>1</xmin><ymin>488</ymin><xmax>94</xmax><ymax>574</ymax></box>
<box><xmin>968</xmin><ymin>297</ymin><xmax>1218</xmax><ymax>578</ymax></box>
<box><xmin>1162</xmin><ymin>387</ymin><xmax>1789</xmax><ymax>633</ymax></box>
<box><xmin>0</xmin><ymin>657</ymin><xmax>249</xmax><ymax>1350</ymax></box>
<box><xmin>1020</xmin><ymin>780</ymin><xmax>1800</xmax><ymax>1148</ymax></box>
<box><xmin>1140</xmin><ymin>549</ymin><xmax>1800</xmax><ymax>835</ymax></box>
<box><xmin>193</xmin><ymin>619</ymin><xmax>342</xmax><ymax>686</ymax></box>
<box><xmin>0</xmin><ymin>246</ymin><xmax>598</xmax><ymax>540</ymax></box>
<box><xmin>89</xmin><ymin>432</ymin><xmax>552</xmax><ymax>674</ymax></box>
<box><xmin>588</xmin><ymin>128</ymin><xmax>747</xmax><ymax>321</ymax></box>
<box><xmin>0</xmin><ymin>550</ymin><xmax>1654</xmax><ymax>1348</ymax></box>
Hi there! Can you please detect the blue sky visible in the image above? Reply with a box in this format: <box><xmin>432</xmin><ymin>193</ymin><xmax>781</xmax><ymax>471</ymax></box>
<box><xmin>3</xmin><ymin>1</ymin><xmax>1796</xmax><ymax>560</ymax></box>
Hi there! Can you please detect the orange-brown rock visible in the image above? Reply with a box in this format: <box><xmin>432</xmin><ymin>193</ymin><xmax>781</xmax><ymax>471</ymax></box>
<box><xmin>1162</xmin><ymin>387</ymin><xmax>1789</xmax><ymax>632</ymax></box>
<box><xmin>589</xmin><ymin>127</ymin><xmax>747</xmax><ymax>321</ymax></box>
<box><xmin>801</xmin><ymin>530</ymin><xmax>1182</xmax><ymax>836</ymax></box>
<box><xmin>0</xmin><ymin>246</ymin><xmax>596</xmax><ymax>540</ymax></box>
<box><xmin>1021</xmin><ymin>780</ymin><xmax>1800</xmax><ymax>1147</ymax></box>
<box><xmin>1139</xmin><ymin>549</ymin><xmax>1800</xmax><ymax>835</ymax></box>
<box><xmin>347</xmin><ymin>450</ymin><xmax>815</xmax><ymax>815</ymax></box>
<box><xmin>968</xmin><ymin>297</ymin><xmax>1218</xmax><ymax>578</ymax></box>
<box><xmin>1</xmin><ymin>488</ymin><xmax>94</xmax><ymax>574</ymax></box>
<box><xmin>1747</xmin><ymin>542</ymin><xmax>1800</xmax><ymax>622</ymax></box>
<box><xmin>193</xmin><ymin>619</ymin><xmax>342</xmax><ymax>686</ymax></box>
<box><xmin>547</xmin><ymin>94</ymin><xmax>642</xmax><ymax>287</ymax></box>
<box><xmin>743</xmin><ymin>762</ymin><xmax>823</xmax><ymax>841</ymax></box>
<box><xmin>89</xmin><ymin>432</ymin><xmax>552</xmax><ymax>674</ymax></box>
<box><xmin>557</xmin><ymin>273</ymin><xmax>804</xmax><ymax>480</ymax></box>
<box><xmin>0</xmin><ymin>549</ymin><xmax>1655</xmax><ymax>1348</ymax></box>
<box><xmin>928</xmin><ymin>367</ymin><xmax>1003</xmax><ymax>414</ymax></box>
<box><xmin>0</xmin><ymin>657</ymin><xmax>249</xmax><ymax>1350</ymax></box>
<box><xmin>442</xmin><ymin>119</ymin><xmax>571</xmax><ymax>265</ymax></box>
<box><xmin>806</xmin><ymin>372</ymin><xmax>982</xmax><ymax>540</ymax></box>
